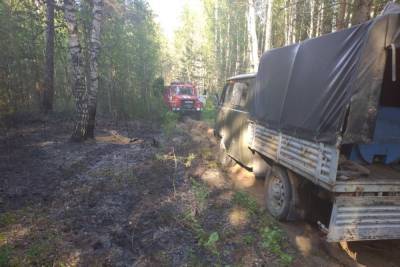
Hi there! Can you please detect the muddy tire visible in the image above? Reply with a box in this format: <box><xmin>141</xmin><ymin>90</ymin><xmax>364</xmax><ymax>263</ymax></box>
<box><xmin>264</xmin><ymin>165</ymin><xmax>292</xmax><ymax>221</ymax></box>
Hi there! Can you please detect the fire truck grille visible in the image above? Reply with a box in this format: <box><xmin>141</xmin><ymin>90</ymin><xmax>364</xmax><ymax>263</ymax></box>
<box><xmin>182</xmin><ymin>100</ymin><xmax>194</xmax><ymax>109</ymax></box>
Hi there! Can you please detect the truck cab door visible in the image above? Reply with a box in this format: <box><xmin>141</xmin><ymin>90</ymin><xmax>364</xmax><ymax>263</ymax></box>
<box><xmin>226</xmin><ymin>79</ymin><xmax>253</xmax><ymax>165</ymax></box>
<box><xmin>215</xmin><ymin>83</ymin><xmax>232</xmax><ymax>139</ymax></box>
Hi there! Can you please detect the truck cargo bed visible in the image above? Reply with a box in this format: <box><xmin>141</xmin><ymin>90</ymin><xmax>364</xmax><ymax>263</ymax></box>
<box><xmin>249</xmin><ymin>123</ymin><xmax>400</xmax><ymax>193</ymax></box>
<box><xmin>335</xmin><ymin>165</ymin><xmax>400</xmax><ymax>193</ymax></box>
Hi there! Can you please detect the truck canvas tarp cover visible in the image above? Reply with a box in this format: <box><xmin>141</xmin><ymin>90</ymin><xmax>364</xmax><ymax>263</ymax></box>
<box><xmin>250</xmin><ymin>4</ymin><xmax>400</xmax><ymax>145</ymax></box>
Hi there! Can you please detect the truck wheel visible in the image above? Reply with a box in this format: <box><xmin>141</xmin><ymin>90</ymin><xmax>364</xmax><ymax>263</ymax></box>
<box><xmin>264</xmin><ymin>165</ymin><xmax>292</xmax><ymax>220</ymax></box>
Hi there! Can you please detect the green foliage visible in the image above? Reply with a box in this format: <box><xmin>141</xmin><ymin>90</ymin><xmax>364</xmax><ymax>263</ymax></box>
<box><xmin>190</xmin><ymin>178</ymin><xmax>210</xmax><ymax>210</ymax></box>
<box><xmin>243</xmin><ymin>234</ymin><xmax>255</xmax><ymax>245</ymax></box>
<box><xmin>202</xmin><ymin>97</ymin><xmax>217</xmax><ymax>126</ymax></box>
<box><xmin>184</xmin><ymin>153</ymin><xmax>196</xmax><ymax>167</ymax></box>
<box><xmin>182</xmin><ymin>212</ymin><xmax>220</xmax><ymax>256</ymax></box>
<box><xmin>0</xmin><ymin>246</ymin><xmax>10</xmax><ymax>267</ymax></box>
<box><xmin>232</xmin><ymin>191</ymin><xmax>259</xmax><ymax>215</ymax></box>
<box><xmin>204</xmin><ymin>231</ymin><xmax>219</xmax><ymax>255</ymax></box>
<box><xmin>260</xmin><ymin>226</ymin><xmax>293</xmax><ymax>265</ymax></box>
<box><xmin>0</xmin><ymin>212</ymin><xmax>16</xmax><ymax>228</ymax></box>
<box><xmin>26</xmin><ymin>240</ymin><xmax>53</xmax><ymax>265</ymax></box>
<box><xmin>0</xmin><ymin>0</ymin><xmax>164</xmax><ymax>119</ymax></box>
<box><xmin>161</xmin><ymin>111</ymin><xmax>179</xmax><ymax>136</ymax></box>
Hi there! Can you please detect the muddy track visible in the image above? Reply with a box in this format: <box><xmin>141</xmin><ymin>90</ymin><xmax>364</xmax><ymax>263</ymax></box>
<box><xmin>0</xmin><ymin>117</ymin><xmax>399</xmax><ymax>266</ymax></box>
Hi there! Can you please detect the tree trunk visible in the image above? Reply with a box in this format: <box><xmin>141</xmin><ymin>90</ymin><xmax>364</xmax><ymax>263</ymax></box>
<box><xmin>352</xmin><ymin>0</ymin><xmax>372</xmax><ymax>25</ymax></box>
<box><xmin>264</xmin><ymin>0</ymin><xmax>274</xmax><ymax>51</ymax></box>
<box><xmin>64</xmin><ymin>0</ymin><xmax>89</xmax><ymax>141</ymax></box>
<box><xmin>321</xmin><ymin>0</ymin><xmax>333</xmax><ymax>34</ymax></box>
<box><xmin>337</xmin><ymin>0</ymin><xmax>347</xmax><ymax>29</ymax></box>
<box><xmin>308</xmin><ymin>0</ymin><xmax>316</xmax><ymax>38</ymax></box>
<box><xmin>284</xmin><ymin>0</ymin><xmax>290</xmax><ymax>45</ymax></box>
<box><xmin>43</xmin><ymin>0</ymin><xmax>55</xmax><ymax>113</ymax></box>
<box><xmin>247</xmin><ymin>0</ymin><xmax>259</xmax><ymax>71</ymax></box>
<box><xmin>87</xmin><ymin>0</ymin><xmax>103</xmax><ymax>139</ymax></box>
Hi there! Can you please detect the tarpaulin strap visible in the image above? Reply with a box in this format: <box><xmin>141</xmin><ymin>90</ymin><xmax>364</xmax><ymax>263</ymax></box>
<box><xmin>391</xmin><ymin>43</ymin><xmax>396</xmax><ymax>82</ymax></box>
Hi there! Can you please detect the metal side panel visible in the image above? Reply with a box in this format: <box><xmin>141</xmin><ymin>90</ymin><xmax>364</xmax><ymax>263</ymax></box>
<box><xmin>248</xmin><ymin>123</ymin><xmax>339</xmax><ymax>189</ymax></box>
<box><xmin>328</xmin><ymin>196</ymin><xmax>400</xmax><ymax>242</ymax></box>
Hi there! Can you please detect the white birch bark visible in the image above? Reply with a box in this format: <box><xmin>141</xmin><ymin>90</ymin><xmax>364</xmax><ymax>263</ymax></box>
<box><xmin>264</xmin><ymin>0</ymin><xmax>273</xmax><ymax>51</ymax></box>
<box><xmin>247</xmin><ymin>0</ymin><xmax>259</xmax><ymax>71</ymax></box>
<box><xmin>87</xmin><ymin>0</ymin><xmax>103</xmax><ymax>138</ymax></box>
<box><xmin>64</xmin><ymin>0</ymin><xmax>89</xmax><ymax>141</ymax></box>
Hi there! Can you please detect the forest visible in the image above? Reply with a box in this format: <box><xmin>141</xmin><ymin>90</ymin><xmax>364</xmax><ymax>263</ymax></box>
<box><xmin>0</xmin><ymin>0</ymin><xmax>391</xmax><ymax>137</ymax></box>
<box><xmin>1</xmin><ymin>0</ymin><xmax>400</xmax><ymax>266</ymax></box>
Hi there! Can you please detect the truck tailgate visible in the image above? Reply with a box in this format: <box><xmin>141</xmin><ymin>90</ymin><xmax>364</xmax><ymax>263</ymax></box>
<box><xmin>328</xmin><ymin>195</ymin><xmax>400</xmax><ymax>241</ymax></box>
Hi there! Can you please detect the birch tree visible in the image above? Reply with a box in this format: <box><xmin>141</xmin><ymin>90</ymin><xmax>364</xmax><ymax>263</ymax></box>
<box><xmin>264</xmin><ymin>0</ymin><xmax>273</xmax><ymax>51</ymax></box>
<box><xmin>64</xmin><ymin>0</ymin><xmax>103</xmax><ymax>141</ymax></box>
<box><xmin>64</xmin><ymin>0</ymin><xmax>88</xmax><ymax>141</ymax></box>
<box><xmin>87</xmin><ymin>0</ymin><xmax>103</xmax><ymax>138</ymax></box>
<box><xmin>248</xmin><ymin>0</ymin><xmax>259</xmax><ymax>71</ymax></box>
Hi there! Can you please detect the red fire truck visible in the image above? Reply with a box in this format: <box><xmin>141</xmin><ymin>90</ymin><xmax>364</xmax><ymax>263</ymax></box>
<box><xmin>163</xmin><ymin>82</ymin><xmax>203</xmax><ymax>115</ymax></box>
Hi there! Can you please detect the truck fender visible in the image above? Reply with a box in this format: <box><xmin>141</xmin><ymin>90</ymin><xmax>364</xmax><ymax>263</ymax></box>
<box><xmin>252</xmin><ymin>152</ymin><xmax>271</xmax><ymax>179</ymax></box>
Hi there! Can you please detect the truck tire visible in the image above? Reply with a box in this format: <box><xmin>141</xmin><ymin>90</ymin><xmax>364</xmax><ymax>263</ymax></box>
<box><xmin>264</xmin><ymin>165</ymin><xmax>292</xmax><ymax>220</ymax></box>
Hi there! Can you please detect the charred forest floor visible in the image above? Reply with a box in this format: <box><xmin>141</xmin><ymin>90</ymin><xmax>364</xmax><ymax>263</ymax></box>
<box><xmin>1</xmin><ymin>115</ymin><xmax>400</xmax><ymax>266</ymax></box>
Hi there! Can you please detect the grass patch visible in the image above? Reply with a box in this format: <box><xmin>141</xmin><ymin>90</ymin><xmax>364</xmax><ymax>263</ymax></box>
<box><xmin>232</xmin><ymin>191</ymin><xmax>259</xmax><ymax>215</ymax></box>
<box><xmin>162</xmin><ymin>111</ymin><xmax>179</xmax><ymax>137</ymax></box>
<box><xmin>184</xmin><ymin>153</ymin><xmax>196</xmax><ymax>167</ymax></box>
<box><xmin>243</xmin><ymin>233</ymin><xmax>255</xmax><ymax>245</ymax></box>
<box><xmin>0</xmin><ymin>213</ymin><xmax>16</xmax><ymax>228</ymax></box>
<box><xmin>26</xmin><ymin>239</ymin><xmax>54</xmax><ymax>265</ymax></box>
<box><xmin>0</xmin><ymin>246</ymin><xmax>10</xmax><ymax>267</ymax></box>
<box><xmin>260</xmin><ymin>226</ymin><xmax>293</xmax><ymax>265</ymax></box>
<box><xmin>201</xmin><ymin>98</ymin><xmax>217</xmax><ymax>126</ymax></box>
<box><xmin>182</xmin><ymin>212</ymin><xmax>220</xmax><ymax>256</ymax></box>
<box><xmin>156</xmin><ymin>153</ymin><xmax>197</xmax><ymax>169</ymax></box>
<box><xmin>190</xmin><ymin>178</ymin><xmax>210</xmax><ymax>211</ymax></box>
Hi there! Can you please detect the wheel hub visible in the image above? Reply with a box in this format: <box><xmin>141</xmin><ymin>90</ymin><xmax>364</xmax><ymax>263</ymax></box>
<box><xmin>270</xmin><ymin>176</ymin><xmax>285</xmax><ymax>210</ymax></box>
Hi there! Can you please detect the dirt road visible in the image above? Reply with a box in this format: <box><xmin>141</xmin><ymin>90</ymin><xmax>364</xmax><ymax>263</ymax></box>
<box><xmin>0</xmin><ymin>116</ymin><xmax>399</xmax><ymax>266</ymax></box>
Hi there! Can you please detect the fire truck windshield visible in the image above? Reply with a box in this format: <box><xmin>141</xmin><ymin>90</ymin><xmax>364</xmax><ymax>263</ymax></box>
<box><xmin>174</xmin><ymin>86</ymin><xmax>193</xmax><ymax>95</ymax></box>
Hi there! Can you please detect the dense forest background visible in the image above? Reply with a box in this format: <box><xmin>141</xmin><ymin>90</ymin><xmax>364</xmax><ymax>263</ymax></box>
<box><xmin>0</xmin><ymin>0</ymin><xmax>394</xmax><ymax>134</ymax></box>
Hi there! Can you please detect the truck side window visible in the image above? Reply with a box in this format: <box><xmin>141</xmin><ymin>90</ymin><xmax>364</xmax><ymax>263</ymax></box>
<box><xmin>240</xmin><ymin>85</ymin><xmax>248</xmax><ymax>107</ymax></box>
<box><xmin>224</xmin><ymin>83</ymin><xmax>234</xmax><ymax>105</ymax></box>
<box><xmin>231</xmin><ymin>82</ymin><xmax>248</xmax><ymax>107</ymax></box>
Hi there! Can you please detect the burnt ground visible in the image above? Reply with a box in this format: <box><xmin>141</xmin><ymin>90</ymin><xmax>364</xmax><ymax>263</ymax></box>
<box><xmin>1</xmin><ymin>116</ymin><xmax>400</xmax><ymax>266</ymax></box>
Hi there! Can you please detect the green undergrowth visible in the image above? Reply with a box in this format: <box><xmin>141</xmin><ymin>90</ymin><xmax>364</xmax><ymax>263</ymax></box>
<box><xmin>232</xmin><ymin>191</ymin><xmax>259</xmax><ymax>215</ymax></box>
<box><xmin>0</xmin><ymin>245</ymin><xmax>10</xmax><ymax>267</ymax></box>
<box><xmin>162</xmin><ymin>111</ymin><xmax>179</xmax><ymax>137</ymax></box>
<box><xmin>201</xmin><ymin>98</ymin><xmax>217</xmax><ymax>126</ymax></box>
<box><xmin>182</xmin><ymin>211</ymin><xmax>220</xmax><ymax>257</ymax></box>
<box><xmin>232</xmin><ymin>191</ymin><xmax>293</xmax><ymax>265</ymax></box>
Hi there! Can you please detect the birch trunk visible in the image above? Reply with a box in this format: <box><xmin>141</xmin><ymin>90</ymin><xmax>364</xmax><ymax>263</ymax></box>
<box><xmin>43</xmin><ymin>0</ymin><xmax>55</xmax><ymax>113</ymax></box>
<box><xmin>247</xmin><ymin>0</ymin><xmax>259</xmax><ymax>71</ymax></box>
<box><xmin>264</xmin><ymin>0</ymin><xmax>273</xmax><ymax>51</ymax></box>
<box><xmin>64</xmin><ymin>0</ymin><xmax>89</xmax><ymax>141</ymax></box>
<box><xmin>87</xmin><ymin>0</ymin><xmax>103</xmax><ymax>138</ymax></box>
<box><xmin>284</xmin><ymin>0</ymin><xmax>289</xmax><ymax>45</ymax></box>
<box><xmin>308</xmin><ymin>0</ymin><xmax>315</xmax><ymax>38</ymax></box>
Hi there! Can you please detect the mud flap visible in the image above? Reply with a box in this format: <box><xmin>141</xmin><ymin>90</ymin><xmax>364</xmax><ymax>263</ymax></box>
<box><xmin>327</xmin><ymin>195</ymin><xmax>400</xmax><ymax>242</ymax></box>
